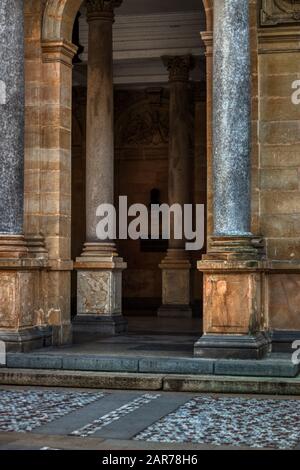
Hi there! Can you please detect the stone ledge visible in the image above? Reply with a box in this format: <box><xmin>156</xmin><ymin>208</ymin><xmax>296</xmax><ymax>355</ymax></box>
<box><xmin>139</xmin><ymin>357</ymin><xmax>214</xmax><ymax>375</ymax></box>
<box><xmin>0</xmin><ymin>369</ymin><xmax>163</xmax><ymax>391</ymax></box>
<box><xmin>163</xmin><ymin>374</ymin><xmax>300</xmax><ymax>395</ymax></box>
<box><xmin>214</xmin><ymin>357</ymin><xmax>298</xmax><ymax>378</ymax></box>
<box><xmin>3</xmin><ymin>352</ymin><xmax>299</xmax><ymax>378</ymax></box>
<box><xmin>0</xmin><ymin>368</ymin><xmax>300</xmax><ymax>395</ymax></box>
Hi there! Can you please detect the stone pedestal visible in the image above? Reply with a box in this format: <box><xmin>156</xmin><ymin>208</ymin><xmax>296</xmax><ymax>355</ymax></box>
<box><xmin>158</xmin><ymin>56</ymin><xmax>194</xmax><ymax>318</ymax></box>
<box><xmin>195</xmin><ymin>237</ymin><xmax>270</xmax><ymax>359</ymax></box>
<box><xmin>0</xmin><ymin>254</ymin><xmax>52</xmax><ymax>352</ymax></box>
<box><xmin>74</xmin><ymin>243</ymin><xmax>127</xmax><ymax>335</ymax></box>
<box><xmin>75</xmin><ymin>0</ymin><xmax>127</xmax><ymax>335</ymax></box>
<box><xmin>158</xmin><ymin>249</ymin><xmax>192</xmax><ymax>318</ymax></box>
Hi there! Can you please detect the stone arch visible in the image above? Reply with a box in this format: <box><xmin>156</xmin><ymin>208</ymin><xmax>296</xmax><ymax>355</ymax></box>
<box><xmin>202</xmin><ymin>0</ymin><xmax>213</xmax><ymax>31</ymax></box>
<box><xmin>40</xmin><ymin>0</ymin><xmax>213</xmax><ymax>339</ymax></box>
<box><xmin>42</xmin><ymin>0</ymin><xmax>84</xmax><ymax>42</ymax></box>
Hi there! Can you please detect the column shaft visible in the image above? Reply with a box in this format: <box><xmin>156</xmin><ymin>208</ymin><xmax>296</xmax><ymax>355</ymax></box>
<box><xmin>0</xmin><ymin>0</ymin><xmax>24</xmax><ymax>235</ymax></box>
<box><xmin>168</xmin><ymin>79</ymin><xmax>190</xmax><ymax>248</ymax></box>
<box><xmin>86</xmin><ymin>9</ymin><xmax>114</xmax><ymax>243</ymax></box>
<box><xmin>158</xmin><ymin>56</ymin><xmax>193</xmax><ymax>318</ymax></box>
<box><xmin>213</xmin><ymin>0</ymin><xmax>251</xmax><ymax>236</ymax></box>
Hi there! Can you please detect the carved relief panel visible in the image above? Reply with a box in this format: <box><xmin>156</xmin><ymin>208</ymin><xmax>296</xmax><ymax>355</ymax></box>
<box><xmin>261</xmin><ymin>0</ymin><xmax>300</xmax><ymax>26</ymax></box>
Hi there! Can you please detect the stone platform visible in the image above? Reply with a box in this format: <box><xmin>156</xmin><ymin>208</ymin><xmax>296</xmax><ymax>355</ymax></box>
<box><xmin>1</xmin><ymin>317</ymin><xmax>299</xmax><ymax>382</ymax></box>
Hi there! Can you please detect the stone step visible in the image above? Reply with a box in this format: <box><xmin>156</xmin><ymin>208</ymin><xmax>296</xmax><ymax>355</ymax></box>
<box><xmin>3</xmin><ymin>352</ymin><xmax>299</xmax><ymax>378</ymax></box>
<box><xmin>1</xmin><ymin>368</ymin><xmax>300</xmax><ymax>395</ymax></box>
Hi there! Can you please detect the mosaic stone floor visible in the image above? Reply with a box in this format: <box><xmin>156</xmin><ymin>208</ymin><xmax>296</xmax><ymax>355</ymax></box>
<box><xmin>134</xmin><ymin>396</ymin><xmax>300</xmax><ymax>449</ymax></box>
<box><xmin>1</xmin><ymin>388</ymin><xmax>300</xmax><ymax>449</ymax></box>
<box><xmin>0</xmin><ymin>390</ymin><xmax>105</xmax><ymax>433</ymax></box>
<box><xmin>71</xmin><ymin>394</ymin><xmax>160</xmax><ymax>437</ymax></box>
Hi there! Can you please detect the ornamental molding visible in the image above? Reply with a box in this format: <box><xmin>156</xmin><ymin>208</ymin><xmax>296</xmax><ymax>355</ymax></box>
<box><xmin>86</xmin><ymin>0</ymin><xmax>122</xmax><ymax>20</ymax></box>
<box><xmin>162</xmin><ymin>55</ymin><xmax>194</xmax><ymax>83</ymax></box>
<box><xmin>261</xmin><ymin>0</ymin><xmax>300</xmax><ymax>26</ymax></box>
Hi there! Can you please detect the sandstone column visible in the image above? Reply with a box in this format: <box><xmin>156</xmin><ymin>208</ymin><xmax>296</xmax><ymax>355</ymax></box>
<box><xmin>195</xmin><ymin>0</ymin><xmax>269</xmax><ymax>359</ymax></box>
<box><xmin>0</xmin><ymin>0</ymin><xmax>51</xmax><ymax>350</ymax></box>
<box><xmin>158</xmin><ymin>56</ymin><xmax>194</xmax><ymax>318</ymax></box>
<box><xmin>75</xmin><ymin>0</ymin><xmax>127</xmax><ymax>335</ymax></box>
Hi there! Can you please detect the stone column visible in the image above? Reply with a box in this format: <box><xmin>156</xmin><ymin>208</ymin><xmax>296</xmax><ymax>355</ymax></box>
<box><xmin>195</xmin><ymin>0</ymin><xmax>269</xmax><ymax>359</ymax></box>
<box><xmin>75</xmin><ymin>0</ymin><xmax>127</xmax><ymax>335</ymax></box>
<box><xmin>0</xmin><ymin>0</ymin><xmax>26</xmax><ymax>253</ymax></box>
<box><xmin>158</xmin><ymin>56</ymin><xmax>194</xmax><ymax>318</ymax></box>
<box><xmin>0</xmin><ymin>0</ymin><xmax>51</xmax><ymax>351</ymax></box>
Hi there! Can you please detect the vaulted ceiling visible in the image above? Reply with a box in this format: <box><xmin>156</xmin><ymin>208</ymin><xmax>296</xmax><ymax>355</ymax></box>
<box><xmin>74</xmin><ymin>0</ymin><xmax>206</xmax><ymax>87</ymax></box>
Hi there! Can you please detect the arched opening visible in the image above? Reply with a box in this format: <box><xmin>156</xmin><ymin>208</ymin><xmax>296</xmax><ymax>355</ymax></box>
<box><xmin>41</xmin><ymin>0</ymin><xmax>213</xmax><ymax>349</ymax></box>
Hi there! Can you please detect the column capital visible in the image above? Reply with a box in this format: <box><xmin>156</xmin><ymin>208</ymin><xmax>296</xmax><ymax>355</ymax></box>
<box><xmin>86</xmin><ymin>0</ymin><xmax>123</xmax><ymax>21</ymax></box>
<box><xmin>162</xmin><ymin>55</ymin><xmax>194</xmax><ymax>83</ymax></box>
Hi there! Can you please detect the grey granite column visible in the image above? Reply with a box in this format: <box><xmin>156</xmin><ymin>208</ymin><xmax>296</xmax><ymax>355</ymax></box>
<box><xmin>0</xmin><ymin>0</ymin><xmax>24</xmax><ymax>235</ymax></box>
<box><xmin>213</xmin><ymin>0</ymin><xmax>251</xmax><ymax>236</ymax></box>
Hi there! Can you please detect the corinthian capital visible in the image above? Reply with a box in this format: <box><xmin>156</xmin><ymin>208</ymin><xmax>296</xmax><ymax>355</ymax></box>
<box><xmin>86</xmin><ymin>0</ymin><xmax>123</xmax><ymax>21</ymax></box>
<box><xmin>162</xmin><ymin>55</ymin><xmax>194</xmax><ymax>83</ymax></box>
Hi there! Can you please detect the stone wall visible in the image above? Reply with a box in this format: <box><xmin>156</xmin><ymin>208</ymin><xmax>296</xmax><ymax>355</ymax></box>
<box><xmin>258</xmin><ymin>1</ymin><xmax>300</xmax><ymax>333</ymax></box>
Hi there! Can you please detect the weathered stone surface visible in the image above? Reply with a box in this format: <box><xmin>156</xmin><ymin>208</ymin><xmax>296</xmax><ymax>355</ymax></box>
<box><xmin>6</xmin><ymin>354</ymin><xmax>63</xmax><ymax>370</ymax></box>
<box><xmin>0</xmin><ymin>369</ymin><xmax>164</xmax><ymax>390</ymax></box>
<box><xmin>268</xmin><ymin>274</ymin><xmax>300</xmax><ymax>330</ymax></box>
<box><xmin>139</xmin><ymin>358</ymin><xmax>214</xmax><ymax>375</ymax></box>
<box><xmin>215</xmin><ymin>357</ymin><xmax>299</xmax><ymax>378</ymax></box>
<box><xmin>163</xmin><ymin>374</ymin><xmax>300</xmax><ymax>395</ymax></box>
<box><xmin>260</xmin><ymin>0</ymin><xmax>300</xmax><ymax>26</ymax></box>
<box><xmin>77</xmin><ymin>269</ymin><xmax>122</xmax><ymax>315</ymax></box>
<box><xmin>62</xmin><ymin>355</ymin><xmax>138</xmax><ymax>372</ymax></box>
<box><xmin>202</xmin><ymin>272</ymin><xmax>262</xmax><ymax>335</ymax></box>
<box><xmin>0</xmin><ymin>0</ymin><xmax>24</xmax><ymax>233</ymax></box>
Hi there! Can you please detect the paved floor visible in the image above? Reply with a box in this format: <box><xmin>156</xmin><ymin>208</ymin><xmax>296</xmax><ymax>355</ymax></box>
<box><xmin>53</xmin><ymin>316</ymin><xmax>202</xmax><ymax>358</ymax></box>
<box><xmin>0</xmin><ymin>385</ymin><xmax>300</xmax><ymax>450</ymax></box>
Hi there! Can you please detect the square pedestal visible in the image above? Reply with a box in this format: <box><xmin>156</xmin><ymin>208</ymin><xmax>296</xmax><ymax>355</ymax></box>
<box><xmin>75</xmin><ymin>254</ymin><xmax>127</xmax><ymax>336</ymax></box>
<box><xmin>158</xmin><ymin>254</ymin><xmax>192</xmax><ymax>318</ymax></box>
<box><xmin>195</xmin><ymin>236</ymin><xmax>269</xmax><ymax>359</ymax></box>
<box><xmin>0</xmin><ymin>260</ymin><xmax>52</xmax><ymax>352</ymax></box>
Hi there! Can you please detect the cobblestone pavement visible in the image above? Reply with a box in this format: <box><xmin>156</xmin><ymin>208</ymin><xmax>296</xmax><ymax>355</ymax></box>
<box><xmin>0</xmin><ymin>386</ymin><xmax>300</xmax><ymax>450</ymax></box>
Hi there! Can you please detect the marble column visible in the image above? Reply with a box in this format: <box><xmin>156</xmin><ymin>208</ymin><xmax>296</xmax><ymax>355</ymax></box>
<box><xmin>0</xmin><ymin>0</ymin><xmax>51</xmax><ymax>351</ymax></box>
<box><xmin>158</xmin><ymin>56</ymin><xmax>194</xmax><ymax>318</ymax></box>
<box><xmin>195</xmin><ymin>0</ymin><xmax>269</xmax><ymax>359</ymax></box>
<box><xmin>213</xmin><ymin>0</ymin><xmax>251</xmax><ymax>237</ymax></box>
<box><xmin>75</xmin><ymin>0</ymin><xmax>127</xmax><ymax>335</ymax></box>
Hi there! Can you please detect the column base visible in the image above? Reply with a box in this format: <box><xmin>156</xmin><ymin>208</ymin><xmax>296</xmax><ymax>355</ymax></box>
<box><xmin>159</xmin><ymin>248</ymin><xmax>191</xmax><ymax>317</ymax></box>
<box><xmin>0</xmin><ymin>326</ymin><xmax>53</xmax><ymax>353</ymax></box>
<box><xmin>51</xmin><ymin>323</ymin><xmax>73</xmax><ymax>347</ymax></box>
<box><xmin>194</xmin><ymin>332</ymin><xmax>271</xmax><ymax>360</ymax></box>
<box><xmin>72</xmin><ymin>314</ymin><xmax>128</xmax><ymax>336</ymax></box>
<box><xmin>74</xmin><ymin>243</ymin><xmax>127</xmax><ymax>335</ymax></box>
<box><xmin>157</xmin><ymin>304</ymin><xmax>192</xmax><ymax>318</ymax></box>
